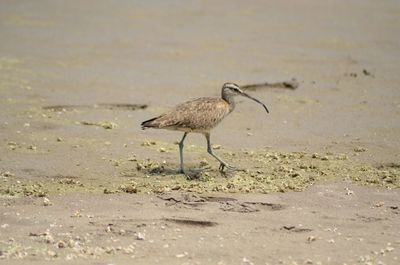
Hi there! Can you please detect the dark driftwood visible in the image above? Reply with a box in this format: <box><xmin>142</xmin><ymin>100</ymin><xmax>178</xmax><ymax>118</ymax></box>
<box><xmin>42</xmin><ymin>103</ymin><xmax>147</xmax><ymax>111</ymax></box>
<box><xmin>241</xmin><ymin>78</ymin><xmax>299</xmax><ymax>91</ymax></box>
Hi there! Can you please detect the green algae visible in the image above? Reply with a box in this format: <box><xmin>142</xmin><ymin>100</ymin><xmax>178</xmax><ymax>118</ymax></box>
<box><xmin>112</xmin><ymin>150</ymin><xmax>399</xmax><ymax>194</ymax></box>
<box><xmin>80</xmin><ymin>120</ymin><xmax>118</xmax><ymax>129</ymax></box>
<box><xmin>1</xmin><ymin>150</ymin><xmax>399</xmax><ymax>198</ymax></box>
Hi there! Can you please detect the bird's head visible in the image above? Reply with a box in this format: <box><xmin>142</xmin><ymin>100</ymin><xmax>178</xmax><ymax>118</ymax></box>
<box><xmin>222</xmin><ymin>82</ymin><xmax>243</xmax><ymax>97</ymax></box>
<box><xmin>222</xmin><ymin>82</ymin><xmax>269</xmax><ymax>113</ymax></box>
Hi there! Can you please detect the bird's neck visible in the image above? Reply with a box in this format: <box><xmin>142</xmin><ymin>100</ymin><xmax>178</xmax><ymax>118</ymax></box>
<box><xmin>222</xmin><ymin>93</ymin><xmax>235</xmax><ymax>112</ymax></box>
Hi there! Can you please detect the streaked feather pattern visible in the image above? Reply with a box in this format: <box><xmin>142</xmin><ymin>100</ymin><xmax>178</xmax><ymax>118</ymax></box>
<box><xmin>141</xmin><ymin>97</ymin><xmax>231</xmax><ymax>133</ymax></box>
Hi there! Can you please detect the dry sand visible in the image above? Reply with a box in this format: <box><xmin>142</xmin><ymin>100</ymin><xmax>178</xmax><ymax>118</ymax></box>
<box><xmin>1</xmin><ymin>0</ymin><xmax>399</xmax><ymax>264</ymax></box>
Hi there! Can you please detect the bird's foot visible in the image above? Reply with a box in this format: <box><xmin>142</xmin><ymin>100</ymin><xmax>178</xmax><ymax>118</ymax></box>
<box><xmin>179</xmin><ymin>168</ymin><xmax>194</xmax><ymax>180</ymax></box>
<box><xmin>218</xmin><ymin>163</ymin><xmax>236</xmax><ymax>172</ymax></box>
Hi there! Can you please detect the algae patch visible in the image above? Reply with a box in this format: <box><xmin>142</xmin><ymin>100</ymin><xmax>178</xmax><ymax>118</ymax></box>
<box><xmin>1</xmin><ymin>150</ymin><xmax>399</xmax><ymax>197</ymax></box>
<box><xmin>0</xmin><ymin>176</ymin><xmax>101</xmax><ymax>199</ymax></box>
<box><xmin>80</xmin><ymin>120</ymin><xmax>118</xmax><ymax>129</ymax></box>
<box><xmin>111</xmin><ymin>151</ymin><xmax>400</xmax><ymax>194</ymax></box>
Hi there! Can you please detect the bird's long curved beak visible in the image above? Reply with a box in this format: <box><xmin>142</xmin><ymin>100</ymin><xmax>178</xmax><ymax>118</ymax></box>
<box><xmin>240</xmin><ymin>91</ymin><xmax>270</xmax><ymax>114</ymax></box>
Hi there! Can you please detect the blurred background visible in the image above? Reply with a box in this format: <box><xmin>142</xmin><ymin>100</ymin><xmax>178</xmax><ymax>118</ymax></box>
<box><xmin>1</xmin><ymin>0</ymin><xmax>399</xmax><ymax>165</ymax></box>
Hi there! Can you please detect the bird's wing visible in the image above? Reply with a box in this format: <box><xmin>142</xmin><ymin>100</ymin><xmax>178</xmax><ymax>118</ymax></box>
<box><xmin>155</xmin><ymin>98</ymin><xmax>230</xmax><ymax>130</ymax></box>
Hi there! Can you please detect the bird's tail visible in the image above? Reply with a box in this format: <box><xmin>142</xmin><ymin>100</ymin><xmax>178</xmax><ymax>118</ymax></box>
<box><xmin>141</xmin><ymin>117</ymin><xmax>159</xmax><ymax>130</ymax></box>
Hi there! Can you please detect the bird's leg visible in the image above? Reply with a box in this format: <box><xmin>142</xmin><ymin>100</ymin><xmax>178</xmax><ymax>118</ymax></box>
<box><xmin>178</xmin><ymin>132</ymin><xmax>188</xmax><ymax>174</ymax></box>
<box><xmin>204</xmin><ymin>133</ymin><xmax>233</xmax><ymax>172</ymax></box>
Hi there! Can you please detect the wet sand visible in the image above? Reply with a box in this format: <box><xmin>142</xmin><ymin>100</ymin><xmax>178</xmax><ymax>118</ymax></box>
<box><xmin>1</xmin><ymin>0</ymin><xmax>400</xmax><ymax>264</ymax></box>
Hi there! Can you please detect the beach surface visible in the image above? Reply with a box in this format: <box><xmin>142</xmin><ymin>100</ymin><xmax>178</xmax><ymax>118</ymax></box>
<box><xmin>1</xmin><ymin>0</ymin><xmax>399</xmax><ymax>264</ymax></box>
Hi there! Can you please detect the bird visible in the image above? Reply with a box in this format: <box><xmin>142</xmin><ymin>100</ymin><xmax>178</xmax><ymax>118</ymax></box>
<box><xmin>141</xmin><ymin>82</ymin><xmax>269</xmax><ymax>173</ymax></box>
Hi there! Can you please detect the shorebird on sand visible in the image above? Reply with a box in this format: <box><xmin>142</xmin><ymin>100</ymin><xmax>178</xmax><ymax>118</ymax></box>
<box><xmin>141</xmin><ymin>82</ymin><xmax>269</xmax><ymax>173</ymax></box>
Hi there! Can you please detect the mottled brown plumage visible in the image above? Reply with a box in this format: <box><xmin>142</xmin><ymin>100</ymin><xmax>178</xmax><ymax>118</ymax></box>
<box><xmin>141</xmin><ymin>83</ymin><xmax>269</xmax><ymax>173</ymax></box>
<box><xmin>141</xmin><ymin>97</ymin><xmax>231</xmax><ymax>133</ymax></box>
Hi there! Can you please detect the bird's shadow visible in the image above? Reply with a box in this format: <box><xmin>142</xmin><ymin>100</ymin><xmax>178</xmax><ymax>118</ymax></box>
<box><xmin>144</xmin><ymin>165</ymin><xmax>236</xmax><ymax>180</ymax></box>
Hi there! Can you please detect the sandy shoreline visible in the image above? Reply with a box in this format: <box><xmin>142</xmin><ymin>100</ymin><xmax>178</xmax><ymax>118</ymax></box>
<box><xmin>1</xmin><ymin>0</ymin><xmax>400</xmax><ymax>264</ymax></box>
<box><xmin>1</xmin><ymin>183</ymin><xmax>400</xmax><ymax>264</ymax></box>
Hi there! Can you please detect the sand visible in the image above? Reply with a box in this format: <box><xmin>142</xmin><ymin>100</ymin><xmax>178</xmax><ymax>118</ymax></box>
<box><xmin>1</xmin><ymin>0</ymin><xmax>399</xmax><ymax>264</ymax></box>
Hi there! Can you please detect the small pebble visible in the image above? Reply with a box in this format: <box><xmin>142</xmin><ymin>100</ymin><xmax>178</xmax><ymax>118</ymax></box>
<box><xmin>242</xmin><ymin>257</ymin><xmax>254</xmax><ymax>264</ymax></box>
<box><xmin>307</xmin><ymin>236</ymin><xmax>316</xmax><ymax>243</ymax></box>
<box><xmin>43</xmin><ymin>197</ymin><xmax>52</xmax><ymax>206</ymax></box>
<box><xmin>127</xmin><ymin>156</ymin><xmax>137</xmax><ymax>161</ymax></box>
<box><xmin>57</xmin><ymin>240</ymin><xmax>67</xmax><ymax>248</ymax></box>
<box><xmin>345</xmin><ymin>187</ymin><xmax>354</xmax><ymax>195</ymax></box>
<box><xmin>47</xmin><ymin>250</ymin><xmax>57</xmax><ymax>257</ymax></box>
<box><xmin>44</xmin><ymin>233</ymin><xmax>54</xmax><ymax>244</ymax></box>
<box><xmin>176</xmin><ymin>252</ymin><xmax>188</xmax><ymax>258</ymax></box>
<box><xmin>28</xmin><ymin>145</ymin><xmax>37</xmax><ymax>150</ymax></box>
<box><xmin>386</xmin><ymin>246</ymin><xmax>394</xmax><ymax>252</ymax></box>
<box><xmin>136</xmin><ymin>232</ymin><xmax>145</xmax><ymax>240</ymax></box>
